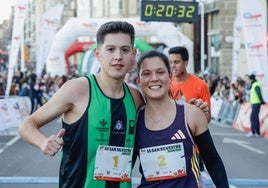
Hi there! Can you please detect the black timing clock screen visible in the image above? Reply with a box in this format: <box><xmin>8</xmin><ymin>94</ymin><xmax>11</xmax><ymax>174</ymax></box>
<box><xmin>140</xmin><ymin>0</ymin><xmax>199</xmax><ymax>23</ymax></box>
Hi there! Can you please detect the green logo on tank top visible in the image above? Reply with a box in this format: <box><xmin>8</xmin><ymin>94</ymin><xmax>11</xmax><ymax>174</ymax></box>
<box><xmin>97</xmin><ymin>119</ymin><xmax>109</xmax><ymax>132</ymax></box>
<box><xmin>95</xmin><ymin>119</ymin><xmax>110</xmax><ymax>143</ymax></box>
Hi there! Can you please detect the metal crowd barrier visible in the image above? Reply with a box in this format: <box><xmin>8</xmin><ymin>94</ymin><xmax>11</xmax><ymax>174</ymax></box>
<box><xmin>211</xmin><ymin>97</ymin><xmax>241</xmax><ymax>125</ymax></box>
<box><xmin>0</xmin><ymin>177</ymin><xmax>268</xmax><ymax>186</ymax></box>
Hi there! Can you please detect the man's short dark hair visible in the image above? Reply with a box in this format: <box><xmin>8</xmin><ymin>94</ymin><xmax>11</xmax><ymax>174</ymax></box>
<box><xmin>168</xmin><ymin>46</ymin><xmax>189</xmax><ymax>61</ymax></box>
<box><xmin>96</xmin><ymin>21</ymin><xmax>135</xmax><ymax>47</ymax></box>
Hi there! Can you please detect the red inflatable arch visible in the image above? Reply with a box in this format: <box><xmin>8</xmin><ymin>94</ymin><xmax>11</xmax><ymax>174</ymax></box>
<box><xmin>64</xmin><ymin>41</ymin><xmax>95</xmax><ymax>73</ymax></box>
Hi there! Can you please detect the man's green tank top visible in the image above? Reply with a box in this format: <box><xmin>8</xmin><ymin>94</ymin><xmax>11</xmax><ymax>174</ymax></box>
<box><xmin>59</xmin><ymin>75</ymin><xmax>137</xmax><ymax>188</ymax></box>
<box><xmin>84</xmin><ymin>74</ymin><xmax>137</xmax><ymax>188</ymax></box>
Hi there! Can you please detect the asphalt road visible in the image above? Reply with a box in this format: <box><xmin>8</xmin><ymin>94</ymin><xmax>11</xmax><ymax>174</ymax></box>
<box><xmin>0</xmin><ymin>118</ymin><xmax>268</xmax><ymax>188</ymax></box>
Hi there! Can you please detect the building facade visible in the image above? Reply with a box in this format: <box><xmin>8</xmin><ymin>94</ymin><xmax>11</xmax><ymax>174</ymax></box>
<box><xmin>192</xmin><ymin>0</ymin><xmax>237</xmax><ymax>77</ymax></box>
<box><xmin>0</xmin><ymin>0</ymin><xmax>255</xmax><ymax>79</ymax></box>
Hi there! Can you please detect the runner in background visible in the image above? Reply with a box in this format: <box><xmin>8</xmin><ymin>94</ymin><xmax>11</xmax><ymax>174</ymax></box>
<box><xmin>168</xmin><ymin>46</ymin><xmax>211</xmax><ymax>173</ymax></box>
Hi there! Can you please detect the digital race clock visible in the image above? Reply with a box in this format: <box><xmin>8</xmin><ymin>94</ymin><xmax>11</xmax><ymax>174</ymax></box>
<box><xmin>140</xmin><ymin>0</ymin><xmax>199</xmax><ymax>23</ymax></box>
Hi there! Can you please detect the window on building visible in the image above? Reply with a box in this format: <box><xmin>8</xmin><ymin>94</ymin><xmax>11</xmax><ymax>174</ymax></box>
<box><xmin>211</xmin><ymin>11</ymin><xmax>219</xmax><ymax>30</ymax></box>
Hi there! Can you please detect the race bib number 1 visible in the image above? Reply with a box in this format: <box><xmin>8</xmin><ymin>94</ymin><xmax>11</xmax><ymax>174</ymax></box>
<box><xmin>94</xmin><ymin>145</ymin><xmax>133</xmax><ymax>182</ymax></box>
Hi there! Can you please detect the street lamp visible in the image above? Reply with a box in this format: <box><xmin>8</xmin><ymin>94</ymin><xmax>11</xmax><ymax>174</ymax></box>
<box><xmin>200</xmin><ymin>0</ymin><xmax>205</xmax><ymax>73</ymax></box>
<box><xmin>195</xmin><ymin>0</ymin><xmax>205</xmax><ymax>73</ymax></box>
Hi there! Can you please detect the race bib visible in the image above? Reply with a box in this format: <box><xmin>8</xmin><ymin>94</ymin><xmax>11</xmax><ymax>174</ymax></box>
<box><xmin>139</xmin><ymin>143</ymin><xmax>187</xmax><ymax>181</ymax></box>
<box><xmin>94</xmin><ymin>145</ymin><xmax>133</xmax><ymax>182</ymax></box>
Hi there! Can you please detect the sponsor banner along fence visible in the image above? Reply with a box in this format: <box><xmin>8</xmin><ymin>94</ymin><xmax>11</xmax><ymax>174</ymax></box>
<box><xmin>1</xmin><ymin>96</ymin><xmax>267</xmax><ymax>138</ymax></box>
<box><xmin>233</xmin><ymin>102</ymin><xmax>268</xmax><ymax>138</ymax></box>
<box><xmin>0</xmin><ymin>96</ymin><xmax>31</xmax><ymax>132</ymax></box>
<box><xmin>211</xmin><ymin>96</ymin><xmax>268</xmax><ymax>138</ymax></box>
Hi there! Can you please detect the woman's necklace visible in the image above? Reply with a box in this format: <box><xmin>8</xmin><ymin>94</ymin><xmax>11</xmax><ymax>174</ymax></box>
<box><xmin>146</xmin><ymin>101</ymin><xmax>172</xmax><ymax>124</ymax></box>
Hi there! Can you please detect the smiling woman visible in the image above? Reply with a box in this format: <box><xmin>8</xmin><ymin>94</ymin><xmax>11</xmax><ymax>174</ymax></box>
<box><xmin>0</xmin><ymin>0</ymin><xmax>16</xmax><ymax>24</ymax></box>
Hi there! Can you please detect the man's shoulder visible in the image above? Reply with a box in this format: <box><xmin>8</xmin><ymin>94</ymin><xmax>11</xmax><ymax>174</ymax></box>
<box><xmin>62</xmin><ymin>76</ymin><xmax>89</xmax><ymax>91</ymax></box>
<box><xmin>170</xmin><ymin>74</ymin><xmax>206</xmax><ymax>88</ymax></box>
<box><xmin>68</xmin><ymin>76</ymin><xmax>88</xmax><ymax>83</ymax></box>
<box><xmin>128</xmin><ymin>85</ymin><xmax>145</xmax><ymax>110</ymax></box>
<box><xmin>189</xmin><ymin>74</ymin><xmax>205</xmax><ymax>82</ymax></box>
<box><xmin>187</xmin><ymin>74</ymin><xmax>207</xmax><ymax>85</ymax></box>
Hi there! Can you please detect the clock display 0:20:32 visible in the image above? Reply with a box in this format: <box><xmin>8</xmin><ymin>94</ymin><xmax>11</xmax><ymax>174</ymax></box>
<box><xmin>144</xmin><ymin>4</ymin><xmax>196</xmax><ymax>18</ymax></box>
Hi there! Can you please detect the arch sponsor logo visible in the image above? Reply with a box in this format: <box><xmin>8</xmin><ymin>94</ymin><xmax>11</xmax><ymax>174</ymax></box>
<box><xmin>82</xmin><ymin>22</ymin><xmax>98</xmax><ymax>30</ymax></box>
<box><xmin>134</xmin><ymin>21</ymin><xmax>151</xmax><ymax>28</ymax></box>
<box><xmin>48</xmin><ymin>56</ymin><xmax>60</xmax><ymax>63</ymax></box>
<box><xmin>44</xmin><ymin>19</ymin><xmax>61</xmax><ymax>29</ymax></box>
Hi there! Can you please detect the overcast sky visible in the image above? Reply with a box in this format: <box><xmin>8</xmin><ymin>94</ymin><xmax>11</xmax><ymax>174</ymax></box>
<box><xmin>0</xmin><ymin>0</ymin><xmax>16</xmax><ymax>24</ymax></box>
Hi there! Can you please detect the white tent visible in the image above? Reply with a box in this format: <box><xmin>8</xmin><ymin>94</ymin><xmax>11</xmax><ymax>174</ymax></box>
<box><xmin>46</xmin><ymin>17</ymin><xmax>194</xmax><ymax>76</ymax></box>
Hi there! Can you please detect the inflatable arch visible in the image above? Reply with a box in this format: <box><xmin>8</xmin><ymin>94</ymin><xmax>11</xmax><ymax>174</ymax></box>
<box><xmin>65</xmin><ymin>41</ymin><xmax>95</xmax><ymax>72</ymax></box>
<box><xmin>46</xmin><ymin>17</ymin><xmax>194</xmax><ymax>76</ymax></box>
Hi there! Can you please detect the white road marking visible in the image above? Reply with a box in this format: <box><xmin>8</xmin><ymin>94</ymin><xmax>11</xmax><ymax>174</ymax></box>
<box><xmin>0</xmin><ymin>135</ymin><xmax>20</xmax><ymax>154</ymax></box>
<box><xmin>223</xmin><ymin>137</ymin><xmax>265</xmax><ymax>154</ymax></box>
<box><xmin>212</xmin><ymin>132</ymin><xmax>245</xmax><ymax>136</ymax></box>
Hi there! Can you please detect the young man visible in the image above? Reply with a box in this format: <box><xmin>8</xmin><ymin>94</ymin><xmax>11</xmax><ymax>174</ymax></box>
<box><xmin>168</xmin><ymin>46</ymin><xmax>211</xmax><ymax>123</ymax></box>
<box><xmin>19</xmin><ymin>21</ymin><xmax>144</xmax><ymax>188</ymax></box>
<box><xmin>168</xmin><ymin>46</ymin><xmax>211</xmax><ymax>173</ymax></box>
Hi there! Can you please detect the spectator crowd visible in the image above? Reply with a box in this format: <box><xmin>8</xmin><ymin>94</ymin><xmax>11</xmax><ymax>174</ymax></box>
<box><xmin>206</xmin><ymin>74</ymin><xmax>251</xmax><ymax>104</ymax></box>
<box><xmin>0</xmin><ymin>69</ymin><xmax>77</xmax><ymax>113</ymax></box>
<box><xmin>0</xmin><ymin>67</ymin><xmax>251</xmax><ymax>114</ymax></box>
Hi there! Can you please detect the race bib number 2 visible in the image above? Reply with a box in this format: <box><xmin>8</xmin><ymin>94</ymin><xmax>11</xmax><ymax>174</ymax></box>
<box><xmin>94</xmin><ymin>145</ymin><xmax>133</xmax><ymax>182</ymax></box>
<box><xmin>140</xmin><ymin>143</ymin><xmax>187</xmax><ymax>181</ymax></box>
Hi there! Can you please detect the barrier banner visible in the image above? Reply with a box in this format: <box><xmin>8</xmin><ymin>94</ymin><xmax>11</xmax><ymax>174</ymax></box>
<box><xmin>0</xmin><ymin>97</ymin><xmax>31</xmax><ymax>131</ymax></box>
<box><xmin>211</xmin><ymin>97</ymin><xmax>224</xmax><ymax>120</ymax></box>
<box><xmin>233</xmin><ymin>102</ymin><xmax>268</xmax><ymax>138</ymax></box>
